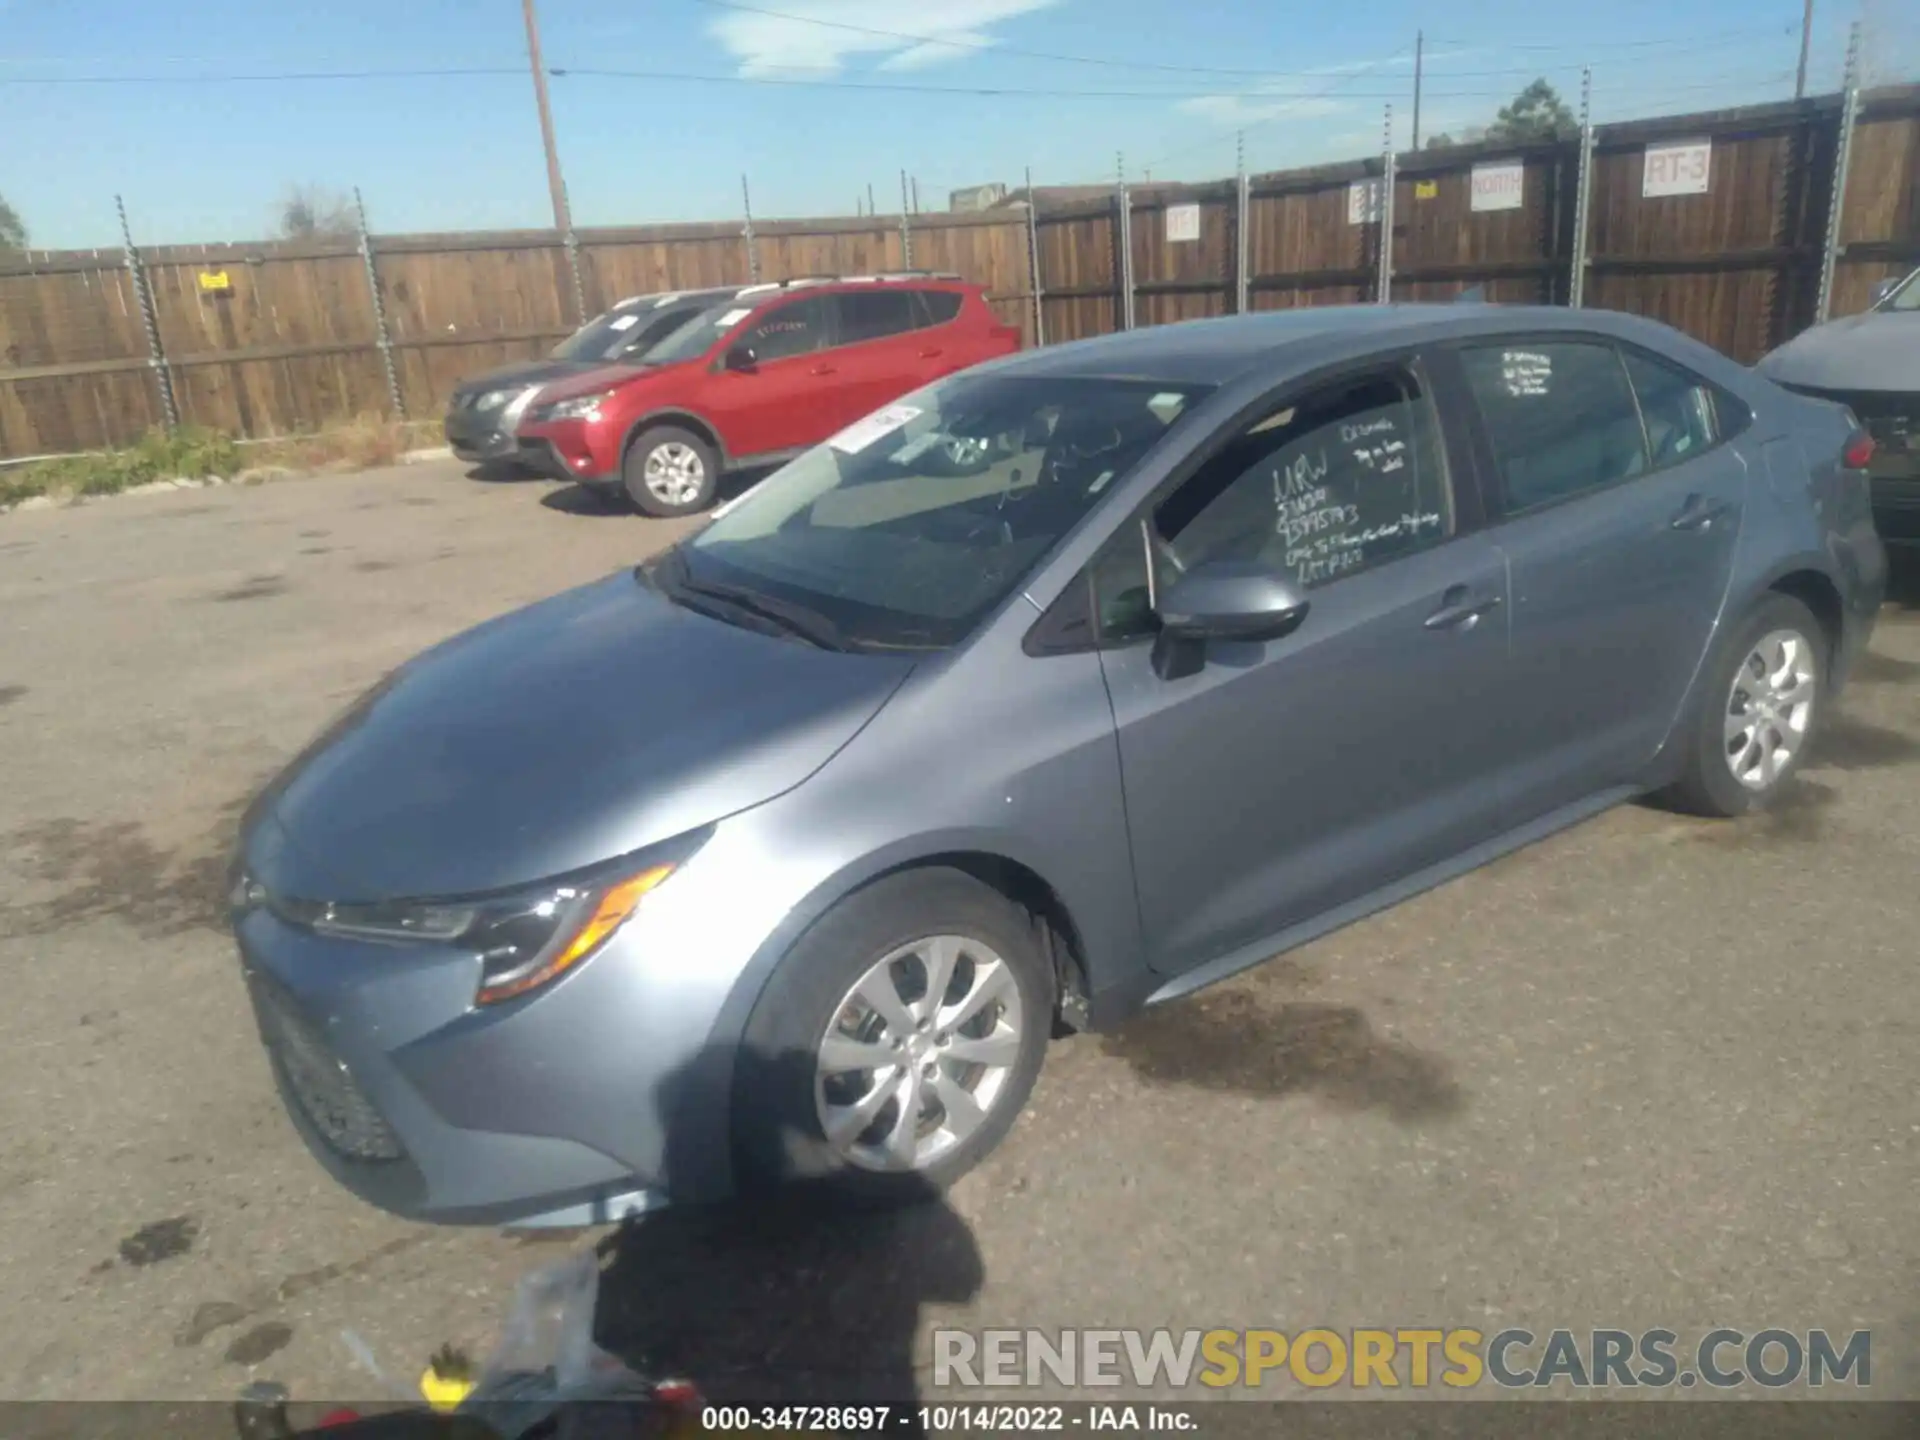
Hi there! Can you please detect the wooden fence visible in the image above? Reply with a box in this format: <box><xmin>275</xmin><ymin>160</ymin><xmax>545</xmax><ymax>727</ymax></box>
<box><xmin>2</xmin><ymin>83</ymin><xmax>1914</xmax><ymax>462</ymax></box>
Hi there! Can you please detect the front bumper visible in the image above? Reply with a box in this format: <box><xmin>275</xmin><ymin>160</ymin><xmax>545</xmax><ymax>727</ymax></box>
<box><xmin>232</xmin><ymin>888</ymin><xmax>756</xmax><ymax>1225</ymax></box>
<box><xmin>442</xmin><ymin>411</ymin><xmax>518</xmax><ymax>464</ymax></box>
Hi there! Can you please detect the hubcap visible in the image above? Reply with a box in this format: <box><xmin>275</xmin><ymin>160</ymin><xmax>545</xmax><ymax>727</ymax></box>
<box><xmin>814</xmin><ymin>934</ymin><xmax>1024</xmax><ymax>1173</ymax></box>
<box><xmin>642</xmin><ymin>443</ymin><xmax>706</xmax><ymax>504</ymax></box>
<box><xmin>1724</xmin><ymin>628</ymin><xmax>1817</xmax><ymax>791</ymax></box>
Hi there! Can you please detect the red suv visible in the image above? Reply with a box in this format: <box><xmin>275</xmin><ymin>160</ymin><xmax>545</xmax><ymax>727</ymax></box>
<box><xmin>514</xmin><ymin>274</ymin><xmax>1021</xmax><ymax>516</ymax></box>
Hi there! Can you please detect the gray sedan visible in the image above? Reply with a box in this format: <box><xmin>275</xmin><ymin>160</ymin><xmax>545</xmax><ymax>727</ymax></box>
<box><xmin>229</xmin><ymin>305</ymin><xmax>1887</xmax><ymax>1226</ymax></box>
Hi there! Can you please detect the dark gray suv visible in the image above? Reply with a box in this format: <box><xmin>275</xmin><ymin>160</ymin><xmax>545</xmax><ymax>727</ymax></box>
<box><xmin>232</xmin><ymin>305</ymin><xmax>1887</xmax><ymax>1227</ymax></box>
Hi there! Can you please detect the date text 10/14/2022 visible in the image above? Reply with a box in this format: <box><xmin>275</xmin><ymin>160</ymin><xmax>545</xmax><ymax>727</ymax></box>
<box><xmin>701</xmin><ymin>1405</ymin><xmax>1195</xmax><ymax>1432</ymax></box>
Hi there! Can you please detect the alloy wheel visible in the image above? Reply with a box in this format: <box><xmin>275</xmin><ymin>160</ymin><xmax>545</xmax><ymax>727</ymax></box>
<box><xmin>642</xmin><ymin>443</ymin><xmax>706</xmax><ymax>505</ymax></box>
<box><xmin>813</xmin><ymin>934</ymin><xmax>1024</xmax><ymax>1173</ymax></box>
<box><xmin>1724</xmin><ymin>627</ymin><xmax>1817</xmax><ymax>791</ymax></box>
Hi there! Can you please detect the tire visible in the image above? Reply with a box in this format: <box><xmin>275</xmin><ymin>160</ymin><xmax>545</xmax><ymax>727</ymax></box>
<box><xmin>622</xmin><ymin>425</ymin><xmax>719</xmax><ymax>518</ymax></box>
<box><xmin>1663</xmin><ymin>593</ymin><xmax>1828</xmax><ymax>818</ymax></box>
<box><xmin>732</xmin><ymin>868</ymin><xmax>1053</xmax><ymax>1205</ymax></box>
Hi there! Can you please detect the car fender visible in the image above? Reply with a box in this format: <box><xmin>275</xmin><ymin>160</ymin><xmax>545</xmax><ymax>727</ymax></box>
<box><xmin>662</xmin><ymin>826</ymin><xmax>1121</xmax><ymax>1201</ymax></box>
<box><xmin>621</xmin><ymin>407</ymin><xmax>732</xmax><ymax>470</ymax></box>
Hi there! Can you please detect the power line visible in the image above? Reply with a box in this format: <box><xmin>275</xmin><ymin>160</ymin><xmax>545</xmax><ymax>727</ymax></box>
<box><xmin>0</xmin><ymin>61</ymin><xmax>1810</xmax><ymax>104</ymax></box>
<box><xmin>1426</xmin><ymin>25</ymin><xmax>1796</xmax><ymax>53</ymax></box>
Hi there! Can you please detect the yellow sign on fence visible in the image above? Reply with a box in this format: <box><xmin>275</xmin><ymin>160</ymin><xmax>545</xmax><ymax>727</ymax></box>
<box><xmin>197</xmin><ymin>270</ymin><xmax>232</xmax><ymax>293</ymax></box>
<box><xmin>1414</xmin><ymin>180</ymin><xmax>1439</xmax><ymax>200</ymax></box>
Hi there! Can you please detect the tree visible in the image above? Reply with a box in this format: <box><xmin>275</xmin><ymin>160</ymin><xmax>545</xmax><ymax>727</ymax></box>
<box><xmin>277</xmin><ymin>185</ymin><xmax>358</xmax><ymax>240</ymax></box>
<box><xmin>0</xmin><ymin>193</ymin><xmax>25</xmax><ymax>253</ymax></box>
<box><xmin>1487</xmin><ymin>79</ymin><xmax>1578</xmax><ymax>144</ymax></box>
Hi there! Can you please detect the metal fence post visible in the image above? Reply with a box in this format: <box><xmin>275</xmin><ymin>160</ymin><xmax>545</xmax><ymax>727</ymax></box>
<box><xmin>899</xmin><ymin>171</ymin><xmax>915</xmax><ymax>269</ymax></box>
<box><xmin>1117</xmin><ymin>153</ymin><xmax>1136</xmax><ymax>330</ymax></box>
<box><xmin>1375</xmin><ymin>107</ymin><xmax>1397</xmax><ymax>303</ymax></box>
<box><xmin>741</xmin><ymin>174</ymin><xmax>761</xmax><ymax>283</ymax></box>
<box><xmin>116</xmin><ymin>195</ymin><xmax>177</xmax><ymax>432</ymax></box>
<box><xmin>1570</xmin><ymin>67</ymin><xmax>1595</xmax><ymax>309</ymax></box>
<box><xmin>354</xmin><ymin>188</ymin><xmax>405</xmax><ymax>420</ymax></box>
<box><xmin>1235</xmin><ymin>129</ymin><xmax>1251</xmax><ymax>314</ymax></box>
<box><xmin>1816</xmin><ymin>30</ymin><xmax>1863</xmax><ymax>324</ymax></box>
<box><xmin>1024</xmin><ymin>165</ymin><xmax>1046</xmax><ymax>347</ymax></box>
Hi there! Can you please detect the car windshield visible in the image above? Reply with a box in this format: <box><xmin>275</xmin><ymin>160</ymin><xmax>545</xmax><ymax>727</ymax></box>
<box><xmin>641</xmin><ymin>299</ymin><xmax>761</xmax><ymax>366</ymax></box>
<box><xmin>549</xmin><ymin>300</ymin><xmax>713</xmax><ymax>362</ymax></box>
<box><xmin>665</xmin><ymin>373</ymin><xmax>1213</xmax><ymax>650</ymax></box>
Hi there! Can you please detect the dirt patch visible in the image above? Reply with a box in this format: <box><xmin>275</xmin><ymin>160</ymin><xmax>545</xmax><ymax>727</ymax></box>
<box><xmin>0</xmin><ymin>685</ymin><xmax>25</xmax><ymax>707</ymax></box>
<box><xmin>117</xmin><ymin>1217</ymin><xmax>198</xmax><ymax>1268</ymax></box>
<box><xmin>212</xmin><ymin>575</ymin><xmax>287</xmax><ymax>603</ymax></box>
<box><xmin>0</xmin><ymin>793</ymin><xmax>249</xmax><ymax>939</ymax></box>
<box><xmin>1102</xmin><ymin>986</ymin><xmax>1463</xmax><ymax>1123</ymax></box>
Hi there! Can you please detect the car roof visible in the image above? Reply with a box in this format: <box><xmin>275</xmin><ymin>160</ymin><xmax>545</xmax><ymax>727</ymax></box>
<box><xmin>983</xmin><ymin>304</ymin><xmax>1715</xmax><ymax>387</ymax></box>
<box><xmin>609</xmin><ymin>285</ymin><xmax>744</xmax><ymax>312</ymax></box>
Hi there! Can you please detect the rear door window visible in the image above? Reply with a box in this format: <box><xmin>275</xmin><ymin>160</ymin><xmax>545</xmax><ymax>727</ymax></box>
<box><xmin>834</xmin><ymin>290</ymin><xmax>918</xmax><ymax>346</ymax></box>
<box><xmin>1460</xmin><ymin>341</ymin><xmax>1649</xmax><ymax>514</ymax></box>
<box><xmin>1620</xmin><ymin>348</ymin><xmax>1720</xmax><ymax>468</ymax></box>
<box><xmin>913</xmin><ymin>290</ymin><xmax>965</xmax><ymax>328</ymax></box>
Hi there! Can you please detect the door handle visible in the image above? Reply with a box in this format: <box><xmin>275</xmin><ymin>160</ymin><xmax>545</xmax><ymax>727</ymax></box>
<box><xmin>1424</xmin><ymin>586</ymin><xmax>1503</xmax><ymax>632</ymax></box>
<box><xmin>919</xmin><ymin>347</ymin><xmax>944</xmax><ymax>358</ymax></box>
<box><xmin>1670</xmin><ymin>493</ymin><xmax>1734</xmax><ymax>531</ymax></box>
<box><xmin>809</xmin><ymin>364</ymin><xmax>837</xmax><ymax>376</ymax></box>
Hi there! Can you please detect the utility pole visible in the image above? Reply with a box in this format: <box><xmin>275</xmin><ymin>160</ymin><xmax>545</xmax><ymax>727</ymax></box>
<box><xmin>521</xmin><ymin>0</ymin><xmax>573</xmax><ymax>241</ymax></box>
<box><xmin>1412</xmin><ymin>30</ymin><xmax>1424</xmax><ymax>151</ymax></box>
<box><xmin>868</xmin><ymin>181</ymin><xmax>877</xmax><ymax>216</ymax></box>
<box><xmin>1795</xmin><ymin>0</ymin><xmax>1814</xmax><ymax>98</ymax></box>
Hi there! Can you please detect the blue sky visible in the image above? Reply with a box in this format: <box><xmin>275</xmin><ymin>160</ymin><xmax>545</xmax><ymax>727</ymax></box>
<box><xmin>1</xmin><ymin>0</ymin><xmax>1908</xmax><ymax>248</ymax></box>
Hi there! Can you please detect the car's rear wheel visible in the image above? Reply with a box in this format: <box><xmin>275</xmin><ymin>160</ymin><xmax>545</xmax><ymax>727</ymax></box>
<box><xmin>732</xmin><ymin>869</ymin><xmax>1051</xmax><ymax>1204</ymax></box>
<box><xmin>623</xmin><ymin>426</ymin><xmax>719</xmax><ymax>517</ymax></box>
<box><xmin>1664</xmin><ymin>593</ymin><xmax>1827</xmax><ymax>817</ymax></box>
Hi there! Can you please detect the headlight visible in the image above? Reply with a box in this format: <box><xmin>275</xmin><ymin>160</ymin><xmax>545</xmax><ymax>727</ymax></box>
<box><xmin>500</xmin><ymin>384</ymin><xmax>543</xmax><ymax>431</ymax></box>
<box><xmin>528</xmin><ymin>391</ymin><xmax>612</xmax><ymax>425</ymax></box>
<box><xmin>271</xmin><ymin>845</ymin><xmax>698</xmax><ymax>1005</ymax></box>
<box><xmin>475</xmin><ymin>389</ymin><xmax>511</xmax><ymax>412</ymax></box>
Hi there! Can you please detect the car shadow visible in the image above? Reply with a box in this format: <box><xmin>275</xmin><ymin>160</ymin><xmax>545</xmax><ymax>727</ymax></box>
<box><xmin>462</xmin><ymin>461</ymin><xmax>544</xmax><ymax>485</ymax></box>
<box><xmin>536</xmin><ymin>470</ymin><xmax>778</xmax><ymax>521</ymax></box>
<box><xmin>590</xmin><ymin>1041</ymin><xmax>984</xmax><ymax>1432</ymax></box>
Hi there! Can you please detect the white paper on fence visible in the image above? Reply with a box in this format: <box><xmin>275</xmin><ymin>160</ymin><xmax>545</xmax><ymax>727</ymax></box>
<box><xmin>1643</xmin><ymin>140</ymin><xmax>1711</xmax><ymax>197</ymax></box>
<box><xmin>715</xmin><ymin>307</ymin><xmax>754</xmax><ymax>328</ymax></box>
<box><xmin>1470</xmin><ymin>161</ymin><xmax>1525</xmax><ymax>212</ymax></box>
<box><xmin>1166</xmin><ymin>204</ymin><xmax>1201</xmax><ymax>243</ymax></box>
<box><xmin>607</xmin><ymin>314</ymin><xmax>640</xmax><ymax>331</ymax></box>
<box><xmin>829</xmin><ymin>405</ymin><xmax>924</xmax><ymax>455</ymax></box>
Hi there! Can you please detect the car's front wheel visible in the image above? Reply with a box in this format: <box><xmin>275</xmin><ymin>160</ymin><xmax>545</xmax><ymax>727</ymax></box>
<box><xmin>1665</xmin><ymin>593</ymin><xmax>1827</xmax><ymax>816</ymax></box>
<box><xmin>623</xmin><ymin>425</ymin><xmax>719</xmax><ymax>518</ymax></box>
<box><xmin>732</xmin><ymin>869</ymin><xmax>1052</xmax><ymax>1204</ymax></box>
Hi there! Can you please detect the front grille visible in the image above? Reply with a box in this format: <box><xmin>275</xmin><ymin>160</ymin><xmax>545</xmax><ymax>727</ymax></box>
<box><xmin>250</xmin><ymin>973</ymin><xmax>405</xmax><ymax>1164</ymax></box>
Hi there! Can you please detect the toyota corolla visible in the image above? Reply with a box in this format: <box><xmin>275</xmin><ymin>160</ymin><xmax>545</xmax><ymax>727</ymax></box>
<box><xmin>231</xmin><ymin>305</ymin><xmax>1885</xmax><ymax>1227</ymax></box>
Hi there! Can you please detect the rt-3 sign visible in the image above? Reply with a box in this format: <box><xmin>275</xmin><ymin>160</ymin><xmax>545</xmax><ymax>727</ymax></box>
<box><xmin>1643</xmin><ymin>139</ymin><xmax>1712</xmax><ymax>197</ymax></box>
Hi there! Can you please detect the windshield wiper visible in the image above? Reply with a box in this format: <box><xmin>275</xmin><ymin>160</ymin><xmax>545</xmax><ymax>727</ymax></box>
<box><xmin>642</xmin><ymin>552</ymin><xmax>853</xmax><ymax>652</ymax></box>
<box><xmin>681</xmin><ymin>576</ymin><xmax>853</xmax><ymax>652</ymax></box>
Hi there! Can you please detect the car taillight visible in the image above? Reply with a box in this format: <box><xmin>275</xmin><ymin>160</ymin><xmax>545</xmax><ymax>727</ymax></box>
<box><xmin>1842</xmin><ymin>431</ymin><xmax>1875</xmax><ymax>470</ymax></box>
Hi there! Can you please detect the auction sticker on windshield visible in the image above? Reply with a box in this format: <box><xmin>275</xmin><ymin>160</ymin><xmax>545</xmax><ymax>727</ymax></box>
<box><xmin>829</xmin><ymin>405</ymin><xmax>923</xmax><ymax>455</ymax></box>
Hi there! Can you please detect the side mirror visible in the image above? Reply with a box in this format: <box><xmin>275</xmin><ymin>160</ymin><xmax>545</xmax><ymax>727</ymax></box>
<box><xmin>1152</xmin><ymin>559</ymin><xmax>1309</xmax><ymax>678</ymax></box>
<box><xmin>724</xmin><ymin>343</ymin><xmax>758</xmax><ymax>371</ymax></box>
<box><xmin>1871</xmin><ymin>278</ymin><xmax>1900</xmax><ymax>307</ymax></box>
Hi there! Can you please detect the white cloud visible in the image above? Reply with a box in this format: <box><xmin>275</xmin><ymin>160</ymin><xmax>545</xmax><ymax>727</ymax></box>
<box><xmin>1176</xmin><ymin>94</ymin><xmax>1351</xmax><ymax>126</ymax></box>
<box><xmin>707</xmin><ymin>0</ymin><xmax>1061</xmax><ymax>77</ymax></box>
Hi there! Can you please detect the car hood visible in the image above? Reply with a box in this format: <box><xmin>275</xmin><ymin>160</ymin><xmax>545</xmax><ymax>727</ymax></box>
<box><xmin>531</xmin><ymin>359</ymin><xmax>699</xmax><ymax>406</ymax></box>
<box><xmin>242</xmin><ymin>572</ymin><xmax>914</xmax><ymax>903</ymax></box>
<box><xmin>451</xmin><ymin>358</ymin><xmax>608</xmax><ymax>402</ymax></box>
<box><xmin>1757</xmin><ymin>308</ymin><xmax>1920</xmax><ymax>392</ymax></box>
